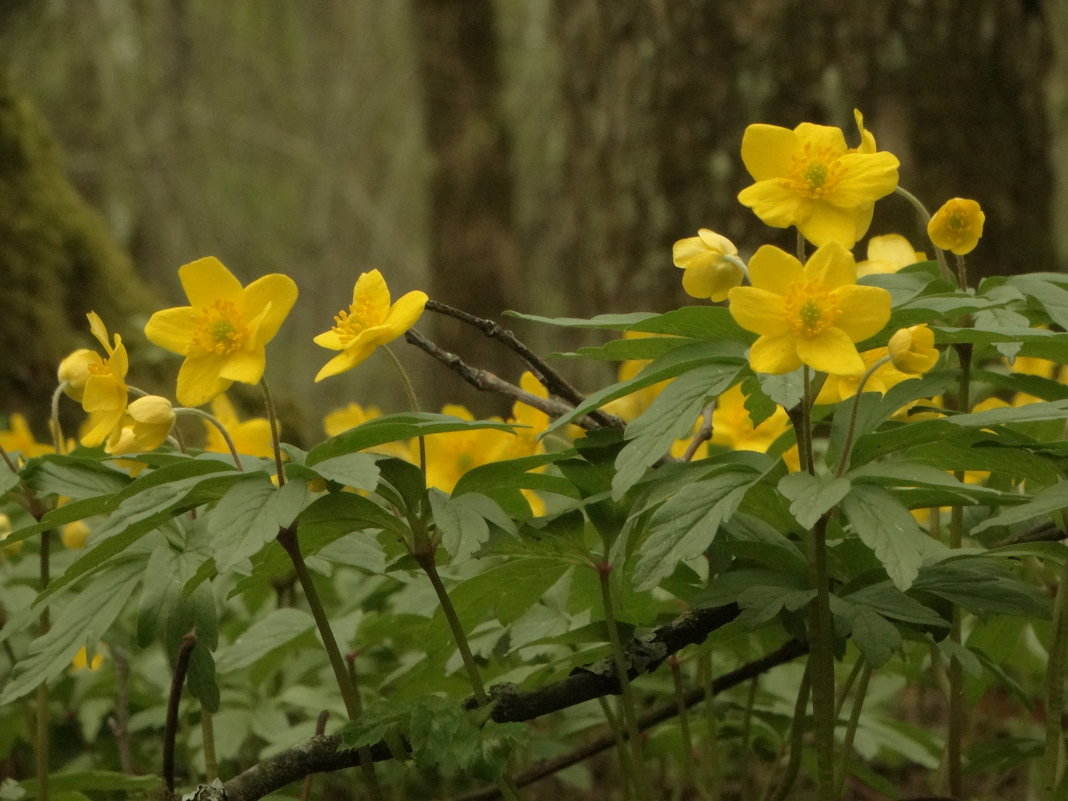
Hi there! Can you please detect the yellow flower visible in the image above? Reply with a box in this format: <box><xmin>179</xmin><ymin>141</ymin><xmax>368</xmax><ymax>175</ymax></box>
<box><xmin>79</xmin><ymin>313</ymin><xmax>130</xmax><ymax>448</ymax></box>
<box><xmin>144</xmin><ymin>257</ymin><xmax>298</xmax><ymax>407</ymax></box>
<box><xmin>71</xmin><ymin>646</ymin><xmax>105</xmax><ymax>672</ymax></box>
<box><xmin>0</xmin><ymin>413</ymin><xmax>54</xmax><ymax>460</ymax></box>
<box><xmin>927</xmin><ymin>198</ymin><xmax>985</xmax><ymax>255</ymax></box>
<box><xmin>61</xmin><ymin>520</ymin><xmax>91</xmax><ymax>550</ymax></box>
<box><xmin>106</xmin><ymin>396</ymin><xmax>176</xmax><ymax>456</ymax></box>
<box><xmin>322</xmin><ymin>402</ymin><xmax>414</xmax><ymax>461</ymax></box>
<box><xmin>672</xmin><ymin>229</ymin><xmax>745</xmax><ymax>301</ymax></box>
<box><xmin>314</xmin><ymin>270</ymin><xmax>428</xmax><ymax>382</ymax></box>
<box><xmin>737</xmin><ymin>110</ymin><xmax>899</xmax><ymax>247</ymax></box>
<box><xmin>711</xmin><ymin>384</ymin><xmax>798</xmax><ymax>468</ymax></box>
<box><xmin>56</xmin><ymin>349</ymin><xmax>97</xmax><ymax>402</ymax></box>
<box><xmin>728</xmin><ymin>242</ymin><xmax>891</xmax><ymax>375</ymax></box>
<box><xmin>0</xmin><ymin>513</ymin><xmax>22</xmax><ymax>556</ymax></box>
<box><xmin>204</xmin><ymin>394</ymin><xmax>275</xmax><ymax>459</ymax></box>
<box><xmin>856</xmin><ymin>234</ymin><xmax>926</xmax><ymax>277</ymax></box>
<box><xmin>888</xmin><ymin>324</ymin><xmax>939</xmax><ymax>375</ymax></box>
<box><xmin>817</xmin><ymin>348</ymin><xmax>914</xmax><ymax>404</ymax></box>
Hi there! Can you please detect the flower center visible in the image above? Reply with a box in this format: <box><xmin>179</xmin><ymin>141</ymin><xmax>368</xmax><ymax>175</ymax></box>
<box><xmin>331</xmin><ymin>300</ymin><xmax>385</xmax><ymax>346</ymax></box>
<box><xmin>191</xmin><ymin>300</ymin><xmax>248</xmax><ymax>356</ymax></box>
<box><xmin>784</xmin><ymin>281</ymin><xmax>841</xmax><ymax>337</ymax></box>
<box><xmin>787</xmin><ymin>142</ymin><xmax>844</xmax><ymax>200</ymax></box>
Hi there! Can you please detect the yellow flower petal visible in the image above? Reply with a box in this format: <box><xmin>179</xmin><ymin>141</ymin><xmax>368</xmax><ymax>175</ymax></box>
<box><xmin>749</xmin><ymin>334</ymin><xmax>803</xmax><ymax>374</ymax></box>
<box><xmin>747</xmin><ymin>245</ymin><xmax>803</xmax><ymax>293</ymax></box>
<box><xmin>803</xmin><ymin>241</ymin><xmax>857</xmax><ymax>290</ymax></box>
<box><xmin>830</xmin><ymin>285</ymin><xmax>892</xmax><ymax>342</ymax></box>
<box><xmin>244</xmin><ymin>273</ymin><xmax>299</xmax><ymax>344</ymax></box>
<box><xmin>737</xmin><ymin>180</ymin><xmax>809</xmax><ymax>229</ymax></box>
<box><xmin>825</xmin><ymin>152</ymin><xmax>900</xmax><ymax>207</ymax></box>
<box><xmin>727</xmin><ymin>287</ymin><xmax>789</xmax><ymax>337</ymax></box>
<box><xmin>795</xmin><ymin>327</ymin><xmax>866</xmax><ymax>375</ymax></box>
<box><xmin>179</xmin><ymin>257</ymin><xmax>245</xmax><ymax>307</ymax></box>
<box><xmin>352</xmin><ymin>269</ymin><xmax>392</xmax><ymax>324</ymax></box>
<box><xmin>927</xmin><ymin>197</ymin><xmax>985</xmax><ymax>255</ymax></box>
<box><xmin>177</xmin><ymin>353</ymin><xmax>234</xmax><ymax>408</ymax></box>
<box><xmin>739</xmin><ymin>124</ymin><xmax>799</xmax><ymax>181</ymax></box>
<box><xmin>143</xmin><ymin>307</ymin><xmax>196</xmax><ymax>354</ymax></box>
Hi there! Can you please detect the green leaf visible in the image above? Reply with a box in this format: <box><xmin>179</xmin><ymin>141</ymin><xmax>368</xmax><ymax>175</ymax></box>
<box><xmin>971</xmin><ymin>480</ymin><xmax>1068</xmax><ymax>534</ymax></box>
<box><xmin>840</xmin><ymin>485</ymin><xmax>946</xmax><ymax>591</ymax></box>
<box><xmin>306</xmin><ymin>452</ymin><xmax>380</xmax><ymax>490</ymax></box>
<box><xmin>629</xmin><ymin>305</ymin><xmax>753</xmax><ymax>342</ymax></box>
<box><xmin>0</xmin><ymin>558</ymin><xmax>144</xmax><ymax>704</ymax></box>
<box><xmin>209</xmin><ymin>474</ymin><xmax>310</xmax><ymax>572</ymax></box>
<box><xmin>429</xmin><ymin>490</ymin><xmax>491</xmax><ymax>562</ymax></box>
<box><xmin>755</xmin><ymin>368</ymin><xmax>804</xmax><ymax>410</ymax></box>
<box><xmin>847</xmin><ymin>460</ymin><xmax>1008</xmax><ymax>503</ymax></box>
<box><xmin>633</xmin><ymin>468</ymin><xmax>758</xmax><ymax>591</ymax></box>
<box><xmin>832</xmin><ymin>598</ymin><xmax>901</xmax><ymax>667</ymax></box>
<box><xmin>16</xmin><ymin>771</ymin><xmax>160</xmax><ymax>797</ymax></box>
<box><xmin>571</xmin><ymin>334</ymin><xmax>700</xmax><ymax>362</ymax></box>
<box><xmin>612</xmin><ymin>363</ymin><xmax>741</xmax><ymax>497</ymax></box>
<box><xmin>1007</xmin><ymin>274</ymin><xmax>1068</xmax><ymax>328</ymax></box>
<box><xmin>777</xmin><ymin>473</ymin><xmax>851</xmax><ymax>530</ymax></box>
<box><xmin>913</xmin><ymin>556</ymin><xmax>1050</xmax><ymax>618</ymax></box>
<box><xmin>502</xmin><ymin>310</ymin><xmax>658</xmax><ymax>330</ymax></box>
<box><xmin>849</xmin><ymin>419</ymin><xmax>959</xmax><ymax>467</ymax></box>
<box><xmin>308</xmin><ymin>413</ymin><xmax>516</xmax><ymax>465</ymax></box>
<box><xmin>20</xmin><ymin>454</ymin><xmax>130</xmax><ymax>499</ymax></box>
<box><xmin>840</xmin><ymin>581</ymin><xmax>947</xmax><ymax>628</ymax></box>
<box><xmin>215</xmin><ymin>608</ymin><xmax>316</xmax><ymax>673</ymax></box>
<box><xmin>947</xmin><ymin>399</ymin><xmax>1068</xmax><ymax>427</ymax></box>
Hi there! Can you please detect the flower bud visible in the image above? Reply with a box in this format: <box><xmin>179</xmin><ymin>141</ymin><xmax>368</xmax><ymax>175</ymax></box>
<box><xmin>673</xmin><ymin>229</ymin><xmax>744</xmax><ymax>302</ymax></box>
<box><xmin>927</xmin><ymin>198</ymin><xmax>985</xmax><ymax>255</ymax></box>
<box><xmin>57</xmin><ymin>348</ymin><xmax>100</xmax><ymax>402</ymax></box>
<box><xmin>888</xmin><ymin>324</ymin><xmax>939</xmax><ymax>374</ymax></box>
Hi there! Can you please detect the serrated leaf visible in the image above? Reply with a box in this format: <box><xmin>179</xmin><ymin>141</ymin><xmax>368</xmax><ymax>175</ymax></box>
<box><xmin>306</xmin><ymin>452</ymin><xmax>380</xmax><ymax>490</ymax></box>
<box><xmin>1007</xmin><ymin>275</ymin><xmax>1068</xmax><ymax>328</ymax></box>
<box><xmin>0</xmin><ymin>558</ymin><xmax>143</xmax><ymax>704</ymax></box>
<box><xmin>837</xmin><ymin>601</ymin><xmax>901</xmax><ymax>667</ymax></box>
<box><xmin>215</xmin><ymin>608</ymin><xmax>316</xmax><ymax>673</ymax></box>
<box><xmin>777</xmin><ymin>473</ymin><xmax>851</xmax><ymax>530</ymax></box>
<box><xmin>971</xmin><ymin>480</ymin><xmax>1068</xmax><ymax>534</ymax></box>
<box><xmin>947</xmin><ymin>399</ymin><xmax>1068</xmax><ymax>427</ymax></box>
<box><xmin>913</xmin><ymin>556</ymin><xmax>1050</xmax><ymax>619</ymax></box>
<box><xmin>755</xmin><ymin>368</ymin><xmax>804</xmax><ymax>410</ymax></box>
<box><xmin>20</xmin><ymin>454</ymin><xmax>131</xmax><ymax>499</ymax></box>
<box><xmin>308</xmin><ymin>413</ymin><xmax>516</xmax><ymax>465</ymax></box>
<box><xmin>502</xmin><ymin>310</ymin><xmax>658</xmax><ymax>330</ymax></box>
<box><xmin>209</xmin><ymin>475</ymin><xmax>309</xmax><ymax>572</ymax></box>
<box><xmin>629</xmin><ymin>306</ymin><xmax>753</xmax><ymax>342</ymax></box>
<box><xmin>633</xmin><ymin>469</ymin><xmax>757</xmax><ymax>591</ymax></box>
<box><xmin>429</xmin><ymin>489</ymin><xmax>490</xmax><ymax>562</ymax></box>
<box><xmin>611</xmin><ymin>363</ymin><xmax>741</xmax><ymax>497</ymax></box>
<box><xmin>840</xmin><ymin>485</ymin><xmax>946</xmax><ymax>591</ymax></box>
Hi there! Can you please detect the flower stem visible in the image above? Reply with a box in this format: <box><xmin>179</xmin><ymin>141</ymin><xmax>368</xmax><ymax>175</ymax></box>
<box><xmin>276</xmin><ymin>525</ymin><xmax>362</xmax><ymax>720</ymax></box>
<box><xmin>834</xmin><ymin>357</ymin><xmax>890</xmax><ymax>478</ymax></box>
<box><xmin>260</xmin><ymin>379</ymin><xmax>286</xmax><ymax>486</ymax></box>
<box><xmin>174</xmin><ymin>408</ymin><xmax>244</xmax><ymax>470</ymax></box>
<box><xmin>1043</xmin><ymin>551</ymin><xmax>1068</xmax><ymax>799</ymax></box>
<box><xmin>383</xmin><ymin>345</ymin><xmax>426</xmax><ymax>473</ymax></box>
<box><xmin>669</xmin><ymin>656</ymin><xmax>698</xmax><ymax>797</ymax></box>
<box><xmin>164</xmin><ymin>631</ymin><xmax>197</xmax><ymax>794</ymax></box>
<box><xmin>834</xmin><ymin>660</ymin><xmax>872</xmax><ymax>798</ymax></box>
<box><xmin>201</xmin><ymin>709</ymin><xmax>219</xmax><ymax>781</ymax></box>
<box><xmin>347</xmin><ymin>654</ymin><xmax>385</xmax><ymax>801</ymax></box>
<box><xmin>895</xmin><ymin>185</ymin><xmax>952</xmax><ymax>283</ymax></box>
<box><xmin>596</xmin><ymin>561</ymin><xmax>653</xmax><ymax>800</ymax></box>
<box><xmin>35</xmin><ymin>528</ymin><xmax>51</xmax><ymax>801</ymax></box>
<box><xmin>764</xmin><ymin>665</ymin><xmax>811</xmax><ymax>801</ymax></box>
<box><xmin>806</xmin><ymin>515</ymin><xmax>837</xmax><ymax>800</ymax></box>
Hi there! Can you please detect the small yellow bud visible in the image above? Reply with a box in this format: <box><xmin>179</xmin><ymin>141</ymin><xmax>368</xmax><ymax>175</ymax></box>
<box><xmin>888</xmin><ymin>324</ymin><xmax>939</xmax><ymax>374</ymax></box>
<box><xmin>927</xmin><ymin>198</ymin><xmax>985</xmax><ymax>255</ymax></box>
<box><xmin>62</xmin><ymin>520</ymin><xmax>92</xmax><ymax>550</ymax></box>
<box><xmin>57</xmin><ymin>349</ymin><xmax>100</xmax><ymax>402</ymax></box>
<box><xmin>673</xmin><ymin>229</ymin><xmax>744</xmax><ymax>302</ymax></box>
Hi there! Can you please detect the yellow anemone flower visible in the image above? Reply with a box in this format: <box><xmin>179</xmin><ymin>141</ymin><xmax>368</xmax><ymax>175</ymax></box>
<box><xmin>817</xmin><ymin>348</ymin><xmax>914</xmax><ymax>404</ymax></box>
<box><xmin>0</xmin><ymin>413</ymin><xmax>55</xmax><ymax>459</ymax></box>
<box><xmin>672</xmin><ymin>229</ymin><xmax>745</xmax><ymax>301</ymax></box>
<box><xmin>927</xmin><ymin>198</ymin><xmax>985</xmax><ymax>255</ymax></box>
<box><xmin>106</xmin><ymin>396</ymin><xmax>176</xmax><ymax>456</ymax></box>
<box><xmin>711</xmin><ymin>384</ymin><xmax>796</xmax><ymax>462</ymax></box>
<box><xmin>737</xmin><ymin>110</ymin><xmax>900</xmax><ymax>247</ymax></box>
<box><xmin>887</xmin><ymin>324</ymin><xmax>939</xmax><ymax>375</ymax></box>
<box><xmin>57</xmin><ymin>348</ymin><xmax>97</xmax><ymax>402</ymax></box>
<box><xmin>71</xmin><ymin>646</ymin><xmax>105</xmax><ymax>672</ymax></box>
<box><xmin>856</xmin><ymin>234</ymin><xmax>926</xmax><ymax>277</ymax></box>
<box><xmin>80</xmin><ymin>313</ymin><xmax>130</xmax><ymax>447</ymax></box>
<box><xmin>314</xmin><ymin>269</ymin><xmax>428</xmax><ymax>382</ymax></box>
<box><xmin>144</xmin><ymin>257</ymin><xmax>298</xmax><ymax>407</ymax></box>
<box><xmin>728</xmin><ymin>242</ymin><xmax>891</xmax><ymax>376</ymax></box>
<box><xmin>204</xmin><ymin>394</ymin><xmax>274</xmax><ymax>459</ymax></box>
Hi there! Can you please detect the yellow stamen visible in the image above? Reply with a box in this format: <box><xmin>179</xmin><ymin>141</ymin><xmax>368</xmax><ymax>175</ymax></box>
<box><xmin>787</xmin><ymin>143</ymin><xmax>844</xmax><ymax>199</ymax></box>
<box><xmin>785</xmin><ymin>282</ymin><xmax>840</xmax><ymax>337</ymax></box>
<box><xmin>191</xmin><ymin>300</ymin><xmax>248</xmax><ymax>355</ymax></box>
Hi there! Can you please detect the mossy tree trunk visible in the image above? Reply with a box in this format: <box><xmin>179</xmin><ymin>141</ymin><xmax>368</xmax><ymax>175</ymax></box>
<box><xmin>0</xmin><ymin>72</ymin><xmax>156</xmax><ymax>431</ymax></box>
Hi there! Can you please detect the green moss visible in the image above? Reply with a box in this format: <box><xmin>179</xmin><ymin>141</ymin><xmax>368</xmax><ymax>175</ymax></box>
<box><xmin>0</xmin><ymin>72</ymin><xmax>157</xmax><ymax>428</ymax></box>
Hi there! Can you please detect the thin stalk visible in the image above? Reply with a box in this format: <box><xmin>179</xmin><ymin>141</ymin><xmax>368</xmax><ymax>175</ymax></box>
<box><xmin>109</xmin><ymin>647</ymin><xmax>135</xmax><ymax>775</ymax></box>
<box><xmin>1044</xmin><ymin>553</ymin><xmax>1068</xmax><ymax>799</ymax></box>
<box><xmin>50</xmin><ymin>384</ymin><xmax>66</xmax><ymax>452</ymax></box>
<box><xmin>35</xmin><ymin>528</ymin><xmax>51</xmax><ymax>801</ymax></box>
<box><xmin>834</xmin><ymin>357</ymin><xmax>891</xmax><ymax>478</ymax></box>
<box><xmin>795</xmin><ymin>229</ymin><xmax>808</xmax><ymax>263</ymax></box>
<box><xmin>834</xmin><ymin>656</ymin><xmax>866</xmax><ymax>719</ymax></box>
<box><xmin>597</xmin><ymin>562</ymin><xmax>653</xmax><ymax>800</ymax></box>
<box><xmin>801</xmin><ymin>368</ymin><xmax>816</xmax><ymax>474</ymax></box>
<box><xmin>201</xmin><ymin>709</ymin><xmax>219</xmax><ymax>781</ymax></box>
<box><xmin>834</xmin><ymin>660</ymin><xmax>872</xmax><ymax>799</ymax></box>
<box><xmin>598</xmin><ymin>695</ymin><xmax>636</xmax><ymax>801</ymax></box>
<box><xmin>277</xmin><ymin>526</ymin><xmax>362</xmax><ymax>720</ymax></box>
<box><xmin>739</xmin><ymin>676</ymin><xmax>759</xmax><ymax>801</ymax></box>
<box><xmin>383</xmin><ymin>345</ymin><xmax>426</xmax><ymax>474</ymax></box>
<box><xmin>174</xmin><ymin>407</ymin><xmax>244</xmax><ymax>470</ymax></box>
<box><xmin>300</xmin><ymin>710</ymin><xmax>331</xmax><ymax>801</ymax></box>
<box><xmin>895</xmin><ymin>185</ymin><xmax>952</xmax><ymax>283</ymax></box>
<box><xmin>348</xmin><ymin>654</ymin><xmax>385</xmax><ymax>801</ymax></box>
<box><xmin>164</xmin><ymin>631</ymin><xmax>197</xmax><ymax>794</ymax></box>
<box><xmin>764</xmin><ymin>666</ymin><xmax>811</xmax><ymax>801</ymax></box>
<box><xmin>807</xmin><ymin>515</ymin><xmax>837</xmax><ymax>800</ymax></box>
<box><xmin>698</xmin><ymin>653</ymin><xmax>721</xmax><ymax>801</ymax></box>
<box><xmin>260</xmin><ymin>378</ymin><xmax>286</xmax><ymax>486</ymax></box>
<box><xmin>669</xmin><ymin>657</ymin><xmax>698</xmax><ymax>797</ymax></box>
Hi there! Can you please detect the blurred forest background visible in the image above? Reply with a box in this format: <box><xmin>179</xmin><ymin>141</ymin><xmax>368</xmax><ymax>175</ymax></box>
<box><xmin>0</xmin><ymin>0</ymin><xmax>1064</xmax><ymax>445</ymax></box>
